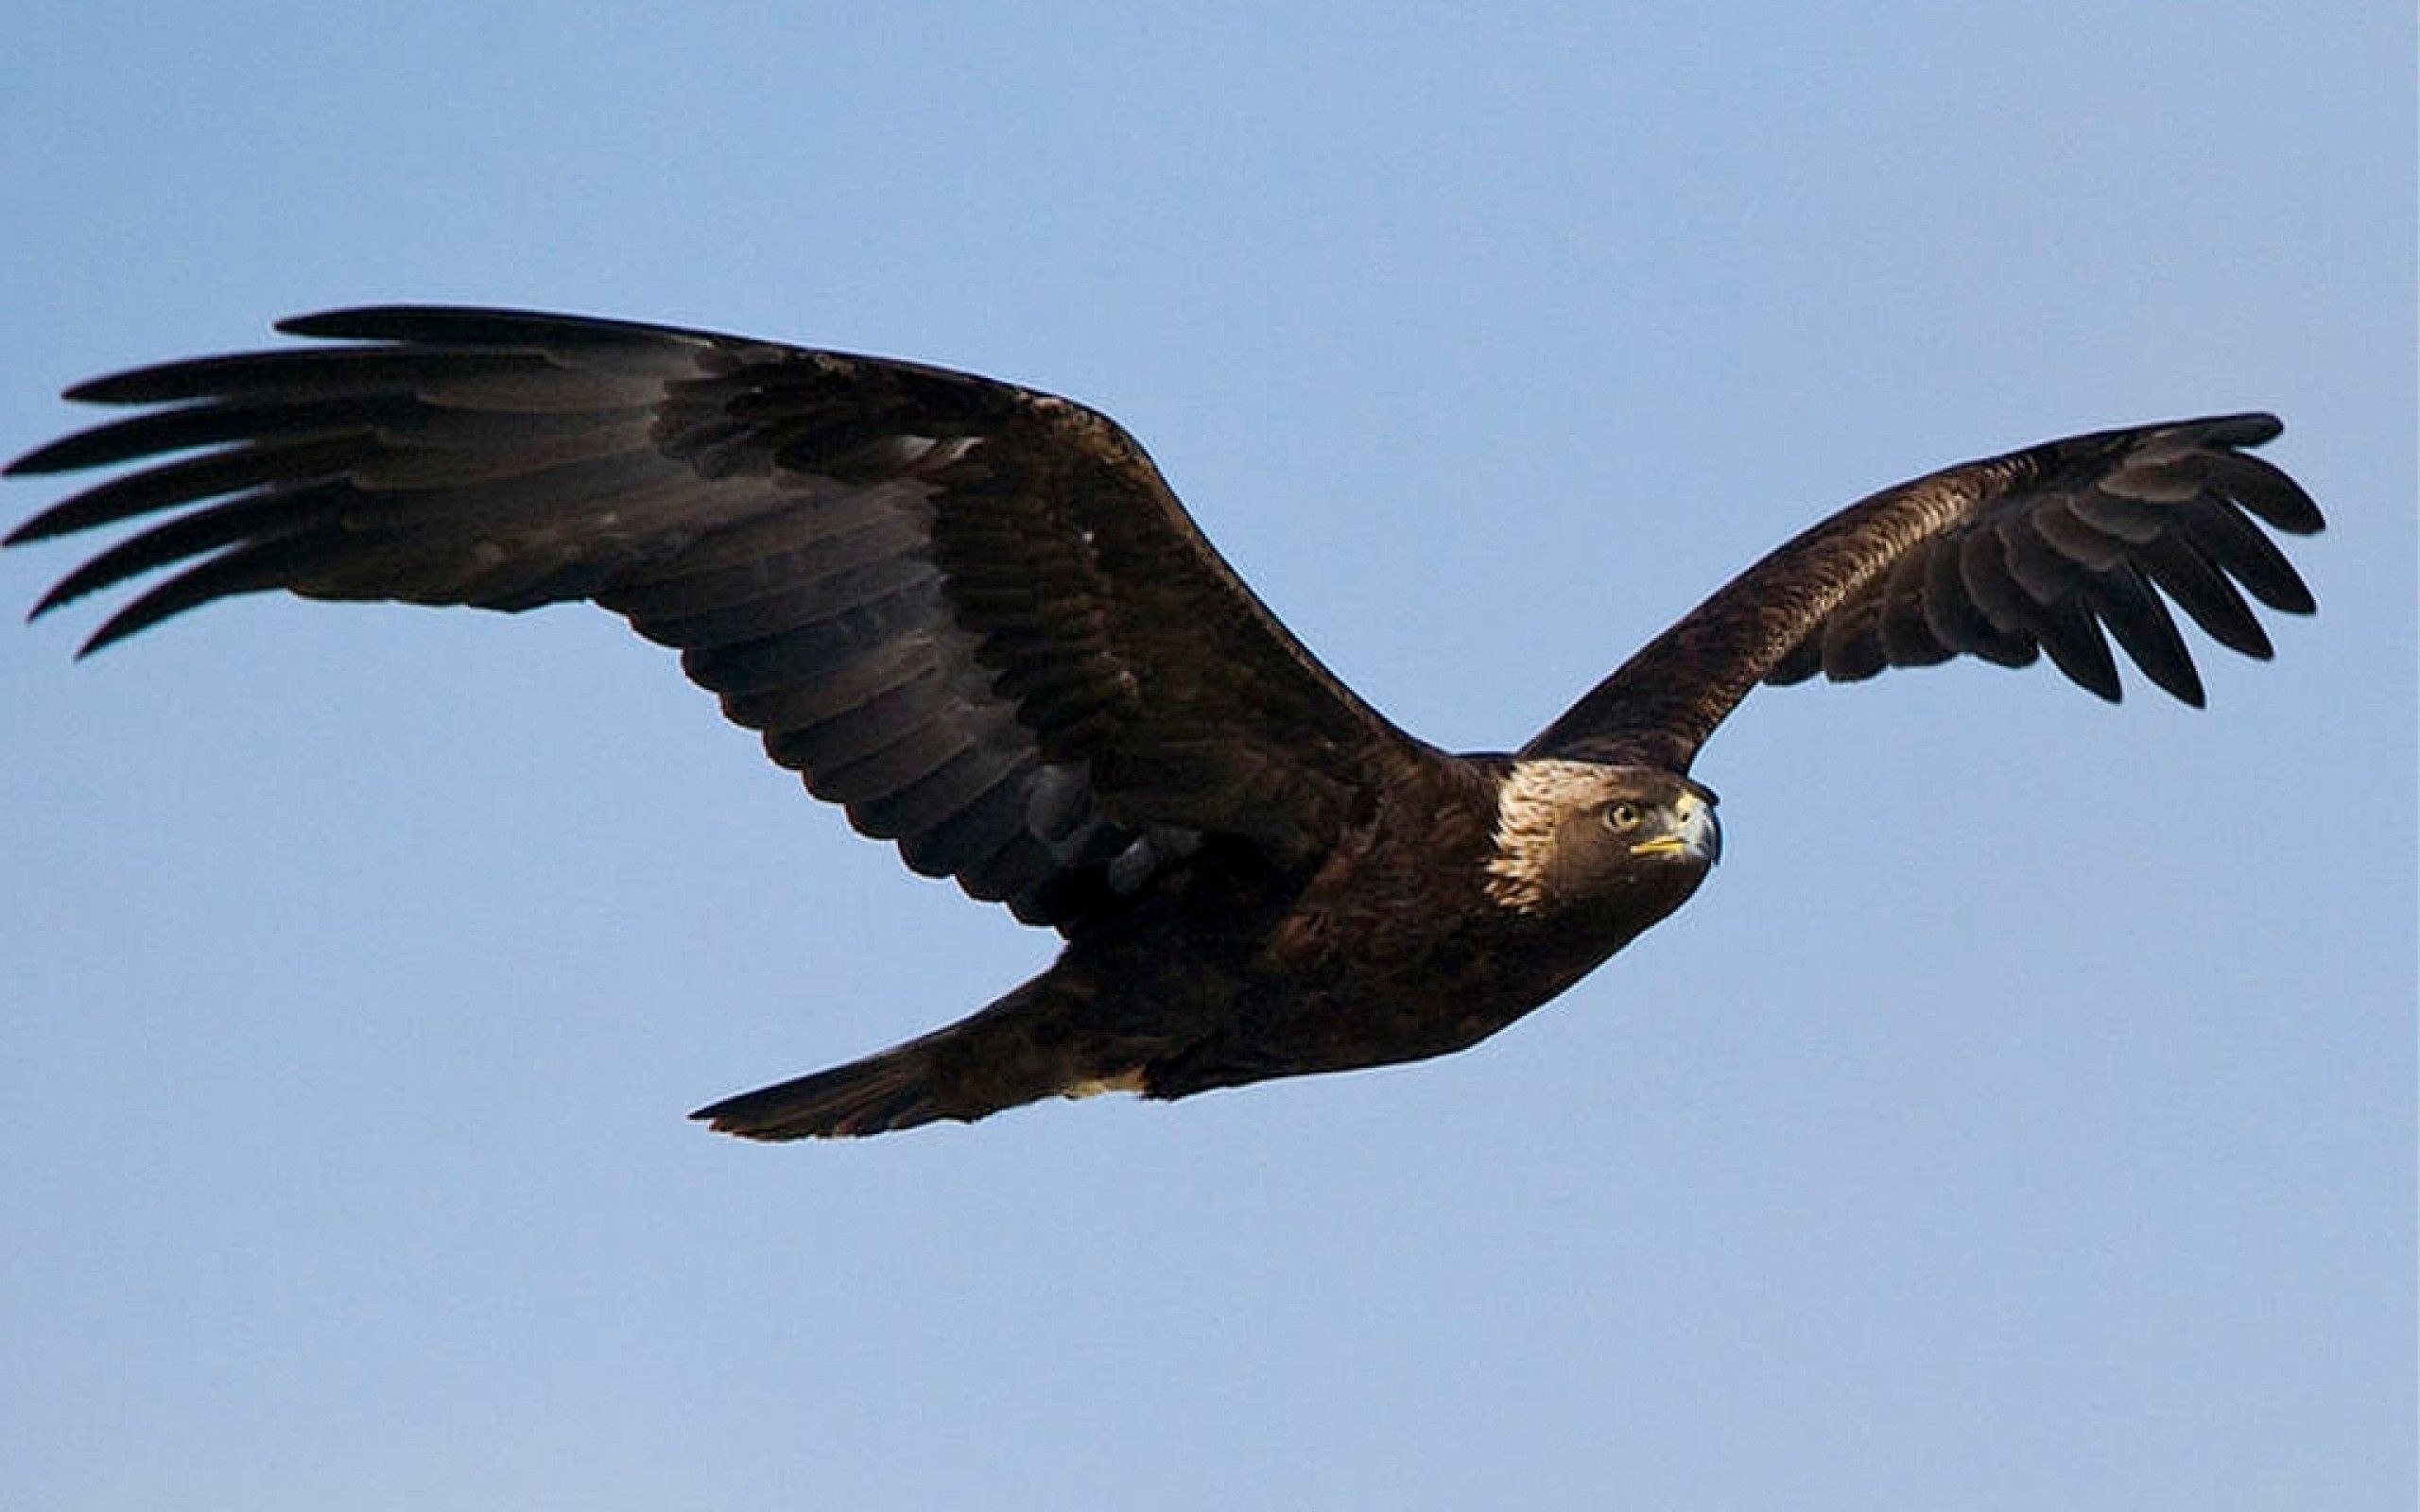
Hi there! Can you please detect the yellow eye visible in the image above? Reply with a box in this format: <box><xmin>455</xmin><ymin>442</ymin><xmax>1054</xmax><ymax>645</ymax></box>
<box><xmin>1604</xmin><ymin>801</ymin><xmax>1641</xmax><ymax>831</ymax></box>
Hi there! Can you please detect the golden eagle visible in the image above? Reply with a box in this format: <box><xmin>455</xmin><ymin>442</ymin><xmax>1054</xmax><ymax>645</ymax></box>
<box><xmin>5</xmin><ymin>309</ymin><xmax>2325</xmax><ymax>1138</ymax></box>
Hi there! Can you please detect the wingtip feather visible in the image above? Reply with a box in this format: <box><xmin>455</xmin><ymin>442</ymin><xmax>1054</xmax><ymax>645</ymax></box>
<box><xmin>274</xmin><ymin>304</ymin><xmax>704</xmax><ymax>349</ymax></box>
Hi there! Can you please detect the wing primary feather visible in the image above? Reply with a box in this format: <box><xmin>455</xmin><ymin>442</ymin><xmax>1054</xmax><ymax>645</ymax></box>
<box><xmin>2081</xmin><ymin>565</ymin><xmax>2204</xmax><ymax>706</ymax></box>
<box><xmin>78</xmin><ymin>536</ymin><xmax>353</xmax><ymax>654</ymax></box>
<box><xmin>2204</xmin><ymin>451</ymin><xmax>2324</xmax><ymax>534</ymax></box>
<box><xmin>2134</xmin><ymin>533</ymin><xmax>2273</xmax><ymax>660</ymax></box>
<box><xmin>7</xmin><ymin>434</ymin><xmax>376</xmax><ymax>542</ymax></box>
<box><xmin>59</xmin><ymin>348</ymin><xmax>546</xmax><ymax>406</ymax></box>
<box><xmin>273</xmin><ymin>304</ymin><xmax>710</xmax><ymax>348</ymax></box>
<box><xmin>2028</xmin><ymin>592</ymin><xmax>2123</xmax><ymax>702</ymax></box>
<box><xmin>2178</xmin><ymin>499</ymin><xmax>2317</xmax><ymax>614</ymax></box>
<box><xmin>6</xmin><ymin>395</ymin><xmax>403</xmax><ymax>479</ymax></box>
<box><xmin>29</xmin><ymin>493</ymin><xmax>322</xmax><ymax>616</ymax></box>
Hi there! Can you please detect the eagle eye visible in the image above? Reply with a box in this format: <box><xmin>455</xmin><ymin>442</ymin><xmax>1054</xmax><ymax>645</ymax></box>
<box><xmin>1603</xmin><ymin>801</ymin><xmax>1642</xmax><ymax>832</ymax></box>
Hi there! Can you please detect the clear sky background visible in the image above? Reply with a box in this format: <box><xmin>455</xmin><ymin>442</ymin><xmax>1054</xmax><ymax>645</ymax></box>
<box><xmin>2</xmin><ymin>5</ymin><xmax>2411</xmax><ymax>1508</ymax></box>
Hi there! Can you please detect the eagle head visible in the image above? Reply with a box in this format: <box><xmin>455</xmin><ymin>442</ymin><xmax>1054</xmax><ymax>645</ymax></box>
<box><xmin>1482</xmin><ymin>759</ymin><xmax>1720</xmax><ymax>918</ymax></box>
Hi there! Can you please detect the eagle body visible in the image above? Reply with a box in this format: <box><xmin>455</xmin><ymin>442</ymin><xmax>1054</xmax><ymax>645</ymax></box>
<box><xmin>707</xmin><ymin>757</ymin><xmax>1717</xmax><ymax>1136</ymax></box>
<box><xmin>5</xmin><ymin>307</ymin><xmax>2323</xmax><ymax>1138</ymax></box>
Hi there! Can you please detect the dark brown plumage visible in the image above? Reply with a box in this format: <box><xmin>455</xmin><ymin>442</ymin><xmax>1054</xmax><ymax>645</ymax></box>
<box><xmin>4</xmin><ymin>308</ymin><xmax>2325</xmax><ymax>1137</ymax></box>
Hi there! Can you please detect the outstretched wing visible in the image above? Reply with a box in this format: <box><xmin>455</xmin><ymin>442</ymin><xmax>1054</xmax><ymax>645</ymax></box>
<box><xmin>1525</xmin><ymin>415</ymin><xmax>2323</xmax><ymax>772</ymax></box>
<box><xmin>7</xmin><ymin>307</ymin><xmax>1422</xmax><ymax>925</ymax></box>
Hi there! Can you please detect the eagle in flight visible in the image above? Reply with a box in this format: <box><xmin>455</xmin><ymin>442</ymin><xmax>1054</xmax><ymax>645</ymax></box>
<box><xmin>6</xmin><ymin>309</ymin><xmax>2324</xmax><ymax>1138</ymax></box>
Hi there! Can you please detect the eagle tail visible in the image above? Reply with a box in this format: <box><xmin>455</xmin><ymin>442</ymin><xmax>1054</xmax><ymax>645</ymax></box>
<box><xmin>690</xmin><ymin>1039</ymin><xmax>955</xmax><ymax>1141</ymax></box>
<box><xmin>689</xmin><ymin>971</ymin><xmax>1140</xmax><ymax>1141</ymax></box>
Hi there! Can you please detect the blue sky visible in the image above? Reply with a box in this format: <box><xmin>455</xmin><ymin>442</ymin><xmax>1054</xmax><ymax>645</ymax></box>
<box><xmin>3</xmin><ymin>4</ymin><xmax>2411</xmax><ymax>1507</ymax></box>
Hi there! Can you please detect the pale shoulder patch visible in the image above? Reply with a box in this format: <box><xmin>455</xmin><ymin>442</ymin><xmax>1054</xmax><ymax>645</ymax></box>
<box><xmin>1483</xmin><ymin>758</ymin><xmax>1617</xmax><ymax>914</ymax></box>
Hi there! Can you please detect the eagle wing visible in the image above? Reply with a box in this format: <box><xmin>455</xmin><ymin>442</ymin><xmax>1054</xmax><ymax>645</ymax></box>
<box><xmin>7</xmin><ymin>307</ymin><xmax>1423</xmax><ymax>925</ymax></box>
<box><xmin>1524</xmin><ymin>415</ymin><xmax>2323</xmax><ymax>772</ymax></box>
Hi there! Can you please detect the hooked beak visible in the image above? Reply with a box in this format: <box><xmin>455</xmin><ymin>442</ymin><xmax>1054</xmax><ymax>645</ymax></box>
<box><xmin>1629</xmin><ymin>791</ymin><xmax>1721</xmax><ymax>866</ymax></box>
